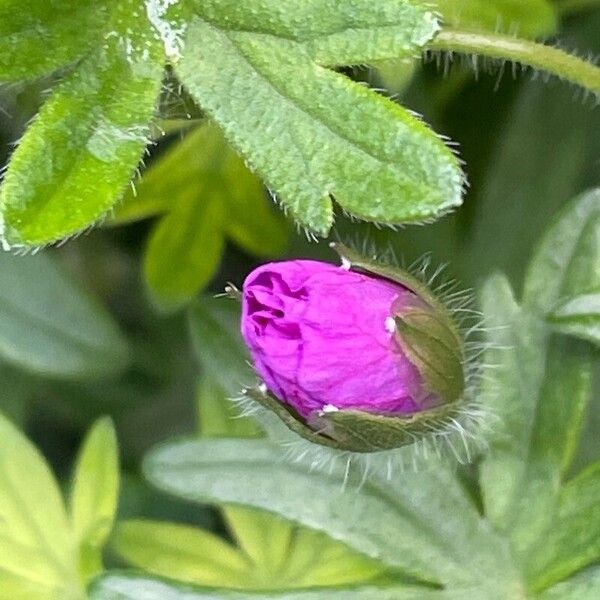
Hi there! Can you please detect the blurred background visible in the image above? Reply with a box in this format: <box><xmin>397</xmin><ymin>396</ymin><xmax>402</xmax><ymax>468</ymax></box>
<box><xmin>0</xmin><ymin>3</ymin><xmax>598</xmax><ymax>547</ymax></box>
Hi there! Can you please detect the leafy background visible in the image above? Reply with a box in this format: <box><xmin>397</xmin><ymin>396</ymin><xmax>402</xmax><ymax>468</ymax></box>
<box><xmin>0</xmin><ymin>0</ymin><xmax>600</xmax><ymax>598</ymax></box>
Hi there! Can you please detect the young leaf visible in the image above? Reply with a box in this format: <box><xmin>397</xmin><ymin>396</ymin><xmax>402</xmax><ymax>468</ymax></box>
<box><xmin>144</xmin><ymin>193</ymin><xmax>225</xmax><ymax>311</ymax></box>
<box><xmin>0</xmin><ymin>253</ymin><xmax>130</xmax><ymax>379</ymax></box>
<box><xmin>176</xmin><ymin>4</ymin><xmax>464</xmax><ymax>235</ymax></box>
<box><xmin>112</xmin><ymin>520</ymin><xmax>254</xmax><ymax>588</ymax></box>
<box><xmin>0</xmin><ymin>1</ymin><xmax>106</xmax><ymax>81</ymax></box>
<box><xmin>90</xmin><ymin>573</ymin><xmax>442</xmax><ymax>600</ymax></box>
<box><xmin>549</xmin><ymin>291</ymin><xmax>600</xmax><ymax>346</ymax></box>
<box><xmin>143</xmin><ymin>437</ymin><xmax>517</xmax><ymax>590</ymax></box>
<box><xmin>70</xmin><ymin>418</ymin><xmax>119</xmax><ymax>581</ymax></box>
<box><xmin>0</xmin><ymin>6</ymin><xmax>164</xmax><ymax>247</ymax></box>
<box><xmin>0</xmin><ymin>413</ymin><xmax>84</xmax><ymax>600</ymax></box>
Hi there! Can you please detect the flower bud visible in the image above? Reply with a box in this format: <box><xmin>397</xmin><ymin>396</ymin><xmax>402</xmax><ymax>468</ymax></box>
<box><xmin>240</xmin><ymin>244</ymin><xmax>467</xmax><ymax>452</ymax></box>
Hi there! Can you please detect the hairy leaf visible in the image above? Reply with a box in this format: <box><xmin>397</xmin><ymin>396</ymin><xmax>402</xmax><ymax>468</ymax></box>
<box><xmin>0</xmin><ymin>1</ymin><xmax>106</xmax><ymax>81</ymax></box>
<box><xmin>0</xmin><ymin>5</ymin><xmax>164</xmax><ymax>247</ymax></box>
<box><xmin>143</xmin><ymin>437</ymin><xmax>517</xmax><ymax>590</ymax></box>
<box><xmin>176</xmin><ymin>6</ymin><xmax>463</xmax><ymax>235</ymax></box>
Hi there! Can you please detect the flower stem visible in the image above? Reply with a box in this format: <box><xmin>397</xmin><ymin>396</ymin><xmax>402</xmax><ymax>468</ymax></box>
<box><xmin>427</xmin><ymin>29</ymin><xmax>600</xmax><ymax>96</ymax></box>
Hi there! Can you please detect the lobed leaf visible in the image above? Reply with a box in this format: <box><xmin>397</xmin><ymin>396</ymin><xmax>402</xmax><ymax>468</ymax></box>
<box><xmin>0</xmin><ymin>252</ymin><xmax>130</xmax><ymax>379</ymax></box>
<box><xmin>143</xmin><ymin>437</ymin><xmax>517</xmax><ymax>590</ymax></box>
<box><xmin>176</xmin><ymin>12</ymin><xmax>463</xmax><ymax>235</ymax></box>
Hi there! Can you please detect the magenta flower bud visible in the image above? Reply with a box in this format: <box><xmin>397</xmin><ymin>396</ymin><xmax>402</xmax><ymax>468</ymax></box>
<box><xmin>240</xmin><ymin>244</ymin><xmax>466</xmax><ymax>452</ymax></box>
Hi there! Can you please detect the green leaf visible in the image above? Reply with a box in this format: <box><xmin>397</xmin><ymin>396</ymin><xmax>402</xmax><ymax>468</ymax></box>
<box><xmin>111</xmin><ymin>520</ymin><xmax>254</xmax><ymax>588</ymax></box>
<box><xmin>432</xmin><ymin>0</ymin><xmax>557</xmax><ymax>39</ymax></box>
<box><xmin>70</xmin><ymin>418</ymin><xmax>119</xmax><ymax>581</ymax></box>
<box><xmin>0</xmin><ymin>413</ymin><xmax>84</xmax><ymax>600</ymax></box>
<box><xmin>0</xmin><ymin>1</ymin><xmax>106</xmax><ymax>81</ymax></box>
<box><xmin>176</xmin><ymin>6</ymin><xmax>464</xmax><ymax>235</ymax></box>
<box><xmin>527</xmin><ymin>460</ymin><xmax>600</xmax><ymax>591</ymax></box>
<box><xmin>144</xmin><ymin>192</ymin><xmax>225</xmax><ymax>311</ymax></box>
<box><xmin>478</xmin><ymin>275</ymin><xmax>592</xmax><ymax>575</ymax></box>
<box><xmin>549</xmin><ymin>291</ymin><xmax>600</xmax><ymax>345</ymax></box>
<box><xmin>538</xmin><ymin>566</ymin><xmax>600</xmax><ymax>600</ymax></box>
<box><xmin>524</xmin><ymin>189</ymin><xmax>600</xmax><ymax>316</ymax></box>
<box><xmin>90</xmin><ymin>573</ymin><xmax>442</xmax><ymax>600</ymax></box>
<box><xmin>0</xmin><ymin>252</ymin><xmax>130</xmax><ymax>379</ymax></box>
<box><xmin>188</xmin><ymin>296</ymin><xmax>252</xmax><ymax>396</ymax></box>
<box><xmin>0</xmin><ymin>361</ymin><xmax>33</xmax><ymax>424</ymax></box>
<box><xmin>0</xmin><ymin>5</ymin><xmax>164</xmax><ymax>247</ymax></box>
<box><xmin>143</xmin><ymin>437</ymin><xmax>517</xmax><ymax>590</ymax></box>
<box><xmin>114</xmin><ymin>124</ymin><xmax>287</xmax><ymax>257</ymax></box>
<box><xmin>197</xmin><ymin>376</ymin><xmax>261</xmax><ymax>438</ymax></box>
<box><xmin>115</xmin><ymin>124</ymin><xmax>287</xmax><ymax>309</ymax></box>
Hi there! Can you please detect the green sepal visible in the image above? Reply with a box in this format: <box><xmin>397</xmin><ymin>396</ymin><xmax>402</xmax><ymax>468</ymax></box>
<box><xmin>331</xmin><ymin>243</ymin><xmax>466</xmax><ymax>403</ymax></box>
<box><xmin>245</xmin><ymin>386</ymin><xmax>463</xmax><ymax>453</ymax></box>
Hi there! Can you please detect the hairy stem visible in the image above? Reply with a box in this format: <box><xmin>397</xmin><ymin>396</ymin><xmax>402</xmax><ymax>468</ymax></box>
<box><xmin>427</xmin><ymin>29</ymin><xmax>600</xmax><ymax>96</ymax></box>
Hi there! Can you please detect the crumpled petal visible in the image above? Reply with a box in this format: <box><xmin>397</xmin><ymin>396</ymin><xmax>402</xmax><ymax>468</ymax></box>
<box><xmin>241</xmin><ymin>260</ymin><xmax>436</xmax><ymax>419</ymax></box>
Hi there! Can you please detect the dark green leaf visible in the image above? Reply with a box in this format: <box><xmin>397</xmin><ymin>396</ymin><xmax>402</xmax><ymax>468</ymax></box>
<box><xmin>0</xmin><ymin>253</ymin><xmax>130</xmax><ymax>379</ymax></box>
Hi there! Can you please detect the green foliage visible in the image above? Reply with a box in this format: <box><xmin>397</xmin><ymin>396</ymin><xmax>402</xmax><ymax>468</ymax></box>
<box><xmin>113</xmin><ymin>123</ymin><xmax>287</xmax><ymax>311</ymax></box>
<box><xmin>93</xmin><ymin>189</ymin><xmax>599</xmax><ymax>598</ymax></box>
<box><xmin>0</xmin><ymin>415</ymin><xmax>118</xmax><ymax>599</ymax></box>
<box><xmin>0</xmin><ymin>252</ymin><xmax>130</xmax><ymax>378</ymax></box>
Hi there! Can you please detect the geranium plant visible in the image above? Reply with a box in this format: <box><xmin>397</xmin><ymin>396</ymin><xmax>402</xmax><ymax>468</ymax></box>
<box><xmin>0</xmin><ymin>1</ymin><xmax>599</xmax><ymax>599</ymax></box>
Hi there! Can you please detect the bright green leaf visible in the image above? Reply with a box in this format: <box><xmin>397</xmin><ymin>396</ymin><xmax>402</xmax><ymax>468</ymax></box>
<box><xmin>112</xmin><ymin>520</ymin><xmax>254</xmax><ymax>588</ymax></box>
<box><xmin>90</xmin><ymin>573</ymin><xmax>443</xmax><ymax>600</ymax></box>
<box><xmin>70</xmin><ymin>418</ymin><xmax>119</xmax><ymax>581</ymax></box>
<box><xmin>0</xmin><ymin>1</ymin><xmax>106</xmax><ymax>81</ymax></box>
<box><xmin>144</xmin><ymin>192</ymin><xmax>224</xmax><ymax>311</ymax></box>
<box><xmin>188</xmin><ymin>296</ymin><xmax>252</xmax><ymax>396</ymax></box>
<box><xmin>0</xmin><ymin>252</ymin><xmax>130</xmax><ymax>379</ymax></box>
<box><xmin>0</xmin><ymin>413</ymin><xmax>83</xmax><ymax>600</ymax></box>
<box><xmin>0</xmin><ymin>5</ymin><xmax>164</xmax><ymax>247</ymax></box>
<box><xmin>176</xmin><ymin>9</ymin><xmax>464</xmax><ymax>235</ymax></box>
<box><xmin>143</xmin><ymin>437</ymin><xmax>518</xmax><ymax>590</ymax></box>
<box><xmin>549</xmin><ymin>291</ymin><xmax>600</xmax><ymax>345</ymax></box>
